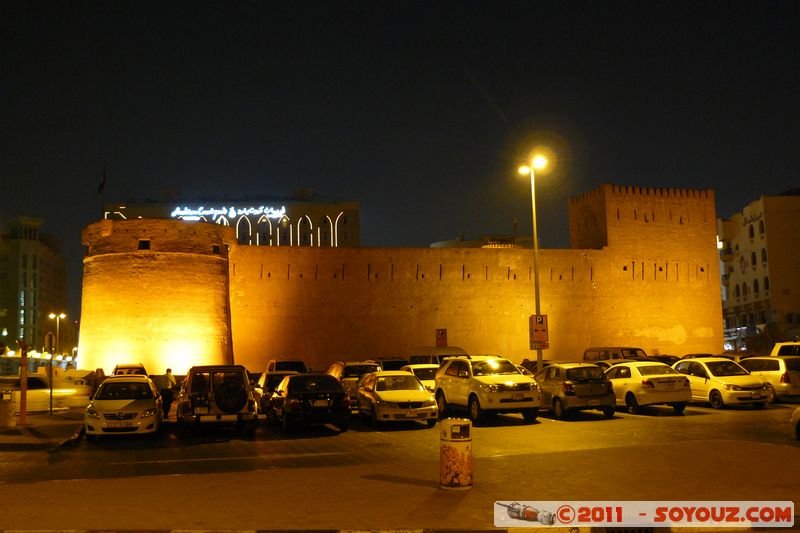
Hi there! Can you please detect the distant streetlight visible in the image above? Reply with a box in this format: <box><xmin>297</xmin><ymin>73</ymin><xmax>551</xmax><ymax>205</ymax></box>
<box><xmin>519</xmin><ymin>154</ymin><xmax>550</xmax><ymax>371</ymax></box>
<box><xmin>48</xmin><ymin>312</ymin><xmax>66</xmax><ymax>415</ymax></box>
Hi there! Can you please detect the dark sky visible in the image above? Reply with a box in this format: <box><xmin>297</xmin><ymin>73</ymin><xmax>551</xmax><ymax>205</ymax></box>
<box><xmin>2</xmin><ymin>1</ymin><xmax>799</xmax><ymax>315</ymax></box>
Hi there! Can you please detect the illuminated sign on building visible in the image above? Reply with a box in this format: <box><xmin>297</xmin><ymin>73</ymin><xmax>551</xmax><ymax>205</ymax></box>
<box><xmin>170</xmin><ymin>205</ymin><xmax>287</xmax><ymax>222</ymax></box>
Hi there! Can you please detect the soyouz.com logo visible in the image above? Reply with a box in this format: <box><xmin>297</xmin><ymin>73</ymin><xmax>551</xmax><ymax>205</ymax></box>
<box><xmin>494</xmin><ymin>501</ymin><xmax>795</xmax><ymax>528</ymax></box>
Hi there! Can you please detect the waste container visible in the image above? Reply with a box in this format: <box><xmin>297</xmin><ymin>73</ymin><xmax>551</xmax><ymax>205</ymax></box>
<box><xmin>0</xmin><ymin>390</ymin><xmax>15</xmax><ymax>428</ymax></box>
<box><xmin>440</xmin><ymin>417</ymin><xmax>472</xmax><ymax>489</ymax></box>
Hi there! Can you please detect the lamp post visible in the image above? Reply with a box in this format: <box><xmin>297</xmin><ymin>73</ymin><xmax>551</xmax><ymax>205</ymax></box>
<box><xmin>519</xmin><ymin>155</ymin><xmax>548</xmax><ymax>371</ymax></box>
<box><xmin>48</xmin><ymin>312</ymin><xmax>66</xmax><ymax>415</ymax></box>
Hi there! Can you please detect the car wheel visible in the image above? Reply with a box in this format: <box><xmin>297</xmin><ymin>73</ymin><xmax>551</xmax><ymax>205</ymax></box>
<box><xmin>602</xmin><ymin>405</ymin><xmax>615</xmax><ymax>418</ymax></box>
<box><xmin>435</xmin><ymin>390</ymin><xmax>447</xmax><ymax>419</ymax></box>
<box><xmin>426</xmin><ymin>419</ymin><xmax>436</xmax><ymax>428</ymax></box>
<box><xmin>468</xmin><ymin>395</ymin><xmax>483</xmax><ymax>423</ymax></box>
<box><xmin>625</xmin><ymin>393</ymin><xmax>640</xmax><ymax>414</ymax></box>
<box><xmin>672</xmin><ymin>402</ymin><xmax>687</xmax><ymax>414</ymax></box>
<box><xmin>522</xmin><ymin>408</ymin><xmax>539</xmax><ymax>423</ymax></box>
<box><xmin>552</xmin><ymin>398</ymin><xmax>567</xmax><ymax>420</ymax></box>
<box><xmin>765</xmin><ymin>384</ymin><xmax>777</xmax><ymax>403</ymax></box>
<box><xmin>214</xmin><ymin>381</ymin><xmax>248</xmax><ymax>414</ymax></box>
<box><xmin>709</xmin><ymin>390</ymin><xmax>725</xmax><ymax>409</ymax></box>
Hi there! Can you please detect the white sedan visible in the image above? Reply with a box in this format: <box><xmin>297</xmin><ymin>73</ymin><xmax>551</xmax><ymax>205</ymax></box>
<box><xmin>357</xmin><ymin>371</ymin><xmax>438</xmax><ymax>428</ymax></box>
<box><xmin>85</xmin><ymin>375</ymin><xmax>163</xmax><ymax>440</ymax></box>
<box><xmin>605</xmin><ymin>361</ymin><xmax>691</xmax><ymax>414</ymax></box>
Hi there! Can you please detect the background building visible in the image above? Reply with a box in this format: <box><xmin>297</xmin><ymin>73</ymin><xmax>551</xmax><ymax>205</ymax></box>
<box><xmin>79</xmin><ymin>184</ymin><xmax>723</xmax><ymax>374</ymax></box>
<box><xmin>717</xmin><ymin>190</ymin><xmax>800</xmax><ymax>349</ymax></box>
<box><xmin>0</xmin><ymin>216</ymin><xmax>70</xmax><ymax>356</ymax></box>
<box><xmin>104</xmin><ymin>189</ymin><xmax>360</xmax><ymax>248</ymax></box>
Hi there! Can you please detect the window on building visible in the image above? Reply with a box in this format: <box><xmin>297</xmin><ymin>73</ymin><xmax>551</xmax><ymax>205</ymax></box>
<box><xmin>751</xmin><ymin>252</ymin><xmax>757</xmax><ymax>267</ymax></box>
<box><xmin>212</xmin><ymin>245</ymin><xmax>221</xmax><ymax>255</ymax></box>
<box><xmin>748</xmin><ymin>224</ymin><xmax>754</xmax><ymax>239</ymax></box>
<box><xmin>735</xmin><ymin>285</ymin><xmax>740</xmax><ymax>297</ymax></box>
<box><xmin>759</xmin><ymin>220</ymin><xmax>765</xmax><ymax>234</ymax></box>
<box><xmin>138</xmin><ymin>240</ymin><xmax>150</xmax><ymax>250</ymax></box>
<box><xmin>753</xmin><ymin>279</ymin><xmax>759</xmax><ymax>294</ymax></box>
<box><xmin>764</xmin><ymin>276</ymin><xmax>770</xmax><ymax>291</ymax></box>
<box><xmin>761</xmin><ymin>248</ymin><xmax>767</xmax><ymax>263</ymax></box>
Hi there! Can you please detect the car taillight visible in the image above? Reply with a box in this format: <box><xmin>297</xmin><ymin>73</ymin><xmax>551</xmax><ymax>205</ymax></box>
<box><xmin>641</xmin><ymin>379</ymin><xmax>654</xmax><ymax>388</ymax></box>
<box><xmin>562</xmin><ymin>382</ymin><xmax>575</xmax><ymax>395</ymax></box>
<box><xmin>780</xmin><ymin>372</ymin><xmax>790</xmax><ymax>383</ymax></box>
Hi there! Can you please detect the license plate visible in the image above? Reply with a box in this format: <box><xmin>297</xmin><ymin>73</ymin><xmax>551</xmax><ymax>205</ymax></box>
<box><xmin>107</xmin><ymin>421</ymin><xmax>132</xmax><ymax>428</ymax></box>
<box><xmin>588</xmin><ymin>399</ymin><xmax>600</xmax><ymax>406</ymax></box>
<box><xmin>512</xmin><ymin>392</ymin><xmax>523</xmax><ymax>400</ymax></box>
<box><xmin>751</xmin><ymin>392</ymin><xmax>761</xmax><ymax>398</ymax></box>
<box><xmin>405</xmin><ymin>410</ymin><xmax>418</xmax><ymax>418</ymax></box>
<box><xmin>194</xmin><ymin>407</ymin><xmax>209</xmax><ymax>414</ymax></box>
<box><xmin>313</xmin><ymin>399</ymin><xmax>329</xmax><ymax>407</ymax></box>
<box><xmin>662</xmin><ymin>382</ymin><xmax>676</xmax><ymax>389</ymax></box>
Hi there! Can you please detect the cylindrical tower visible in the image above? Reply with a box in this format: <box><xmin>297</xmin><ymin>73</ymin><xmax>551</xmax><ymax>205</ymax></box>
<box><xmin>79</xmin><ymin>219</ymin><xmax>235</xmax><ymax>374</ymax></box>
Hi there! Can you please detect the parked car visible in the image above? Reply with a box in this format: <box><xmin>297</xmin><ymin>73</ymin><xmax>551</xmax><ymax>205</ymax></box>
<box><xmin>366</xmin><ymin>357</ymin><xmax>410</xmax><ymax>371</ymax></box>
<box><xmin>434</xmin><ymin>355</ymin><xmax>540</xmax><ymax>423</ymax></box>
<box><xmin>738</xmin><ymin>356</ymin><xmax>800</xmax><ymax>402</ymax></box>
<box><xmin>84</xmin><ymin>375</ymin><xmax>162</xmax><ymax>440</ymax></box>
<box><xmin>771</xmin><ymin>342</ymin><xmax>800</xmax><ymax>356</ymax></box>
<box><xmin>399</xmin><ymin>364</ymin><xmax>439</xmax><ymax>391</ymax></box>
<box><xmin>648</xmin><ymin>354</ymin><xmax>681</xmax><ymax>365</ymax></box>
<box><xmin>407</xmin><ymin>346</ymin><xmax>469</xmax><ymax>366</ymax></box>
<box><xmin>253</xmin><ymin>370</ymin><xmax>299</xmax><ymax>414</ymax></box>
<box><xmin>175</xmin><ymin>365</ymin><xmax>258</xmax><ymax>437</ymax></box>
<box><xmin>582</xmin><ymin>347</ymin><xmax>648</xmax><ymax>363</ymax></box>
<box><xmin>791</xmin><ymin>407</ymin><xmax>800</xmax><ymax>440</ymax></box>
<box><xmin>325</xmin><ymin>361</ymin><xmax>381</xmax><ymax>408</ymax></box>
<box><xmin>265</xmin><ymin>359</ymin><xmax>308</xmax><ymax>373</ymax></box>
<box><xmin>357</xmin><ymin>371</ymin><xmax>437</xmax><ymax>428</ymax></box>
<box><xmin>0</xmin><ymin>374</ymin><xmax>92</xmax><ymax>413</ymax></box>
<box><xmin>672</xmin><ymin>357</ymin><xmax>769</xmax><ymax>409</ymax></box>
<box><xmin>519</xmin><ymin>358</ymin><xmax>555</xmax><ymax>374</ymax></box>
<box><xmin>594</xmin><ymin>357</ymin><xmax>656</xmax><ymax>371</ymax></box>
<box><xmin>535</xmin><ymin>362</ymin><xmax>616</xmax><ymax>419</ymax></box>
<box><xmin>268</xmin><ymin>373</ymin><xmax>350</xmax><ymax>432</ymax></box>
<box><xmin>112</xmin><ymin>363</ymin><xmax>148</xmax><ymax>376</ymax></box>
<box><xmin>605</xmin><ymin>361</ymin><xmax>690</xmax><ymax>414</ymax></box>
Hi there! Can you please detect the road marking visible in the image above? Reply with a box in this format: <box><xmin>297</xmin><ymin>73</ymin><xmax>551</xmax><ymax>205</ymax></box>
<box><xmin>109</xmin><ymin>451</ymin><xmax>350</xmax><ymax>465</ymax></box>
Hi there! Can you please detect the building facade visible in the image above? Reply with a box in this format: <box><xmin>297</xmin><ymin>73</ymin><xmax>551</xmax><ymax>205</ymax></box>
<box><xmin>104</xmin><ymin>193</ymin><xmax>360</xmax><ymax>248</ymax></box>
<box><xmin>0</xmin><ymin>217</ymin><xmax>69</xmax><ymax>355</ymax></box>
<box><xmin>717</xmin><ymin>191</ymin><xmax>800</xmax><ymax>346</ymax></box>
<box><xmin>79</xmin><ymin>184</ymin><xmax>723</xmax><ymax>375</ymax></box>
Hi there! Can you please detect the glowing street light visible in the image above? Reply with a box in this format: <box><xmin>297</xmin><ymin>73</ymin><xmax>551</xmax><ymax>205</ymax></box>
<box><xmin>48</xmin><ymin>312</ymin><xmax>66</xmax><ymax>415</ymax></box>
<box><xmin>519</xmin><ymin>153</ymin><xmax>551</xmax><ymax>370</ymax></box>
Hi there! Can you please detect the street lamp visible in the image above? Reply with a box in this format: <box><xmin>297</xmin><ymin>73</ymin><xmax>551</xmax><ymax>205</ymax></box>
<box><xmin>48</xmin><ymin>312</ymin><xmax>66</xmax><ymax>415</ymax></box>
<box><xmin>519</xmin><ymin>155</ymin><xmax>549</xmax><ymax>371</ymax></box>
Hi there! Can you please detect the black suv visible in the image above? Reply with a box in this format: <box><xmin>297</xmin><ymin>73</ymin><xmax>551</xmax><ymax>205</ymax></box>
<box><xmin>176</xmin><ymin>365</ymin><xmax>258</xmax><ymax>437</ymax></box>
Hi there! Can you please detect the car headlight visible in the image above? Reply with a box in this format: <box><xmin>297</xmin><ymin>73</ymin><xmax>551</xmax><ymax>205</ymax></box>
<box><xmin>422</xmin><ymin>400</ymin><xmax>437</xmax><ymax>408</ymax></box>
<box><xmin>141</xmin><ymin>407</ymin><xmax>159</xmax><ymax>418</ymax></box>
<box><xmin>479</xmin><ymin>384</ymin><xmax>499</xmax><ymax>393</ymax></box>
<box><xmin>85</xmin><ymin>407</ymin><xmax>100</xmax><ymax>419</ymax></box>
<box><xmin>724</xmin><ymin>384</ymin><xmax>742</xmax><ymax>391</ymax></box>
<box><xmin>375</xmin><ymin>399</ymin><xmax>394</xmax><ymax>408</ymax></box>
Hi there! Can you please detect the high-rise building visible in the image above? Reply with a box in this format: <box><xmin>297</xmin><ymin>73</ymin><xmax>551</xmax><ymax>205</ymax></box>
<box><xmin>717</xmin><ymin>191</ymin><xmax>800</xmax><ymax>346</ymax></box>
<box><xmin>0</xmin><ymin>216</ymin><xmax>68</xmax><ymax>355</ymax></box>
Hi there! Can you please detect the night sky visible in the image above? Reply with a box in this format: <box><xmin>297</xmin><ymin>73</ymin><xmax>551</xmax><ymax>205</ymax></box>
<box><xmin>2</xmin><ymin>1</ymin><xmax>799</xmax><ymax>315</ymax></box>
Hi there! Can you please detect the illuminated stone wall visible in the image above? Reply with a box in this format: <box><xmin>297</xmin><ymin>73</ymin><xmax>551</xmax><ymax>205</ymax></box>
<box><xmin>79</xmin><ymin>219</ymin><xmax>235</xmax><ymax>374</ymax></box>
<box><xmin>79</xmin><ymin>184</ymin><xmax>724</xmax><ymax>374</ymax></box>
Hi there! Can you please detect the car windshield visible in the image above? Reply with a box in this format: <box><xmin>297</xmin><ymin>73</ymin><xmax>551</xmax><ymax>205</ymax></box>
<box><xmin>472</xmin><ymin>360</ymin><xmax>519</xmax><ymax>376</ymax></box>
<box><xmin>706</xmin><ymin>361</ymin><xmax>748</xmax><ymax>377</ymax></box>
<box><xmin>638</xmin><ymin>365</ymin><xmax>680</xmax><ymax>376</ymax></box>
<box><xmin>411</xmin><ymin>368</ymin><xmax>437</xmax><ymax>381</ymax></box>
<box><xmin>380</xmin><ymin>360</ymin><xmax>409</xmax><ymax>371</ymax></box>
<box><xmin>343</xmin><ymin>364</ymin><xmax>380</xmax><ymax>378</ymax></box>
<box><xmin>376</xmin><ymin>375</ymin><xmax>424</xmax><ymax>392</ymax></box>
<box><xmin>275</xmin><ymin>361</ymin><xmax>307</xmax><ymax>372</ymax></box>
<box><xmin>96</xmin><ymin>381</ymin><xmax>153</xmax><ymax>400</ymax></box>
<box><xmin>566</xmin><ymin>367</ymin><xmax>605</xmax><ymax>381</ymax></box>
<box><xmin>289</xmin><ymin>375</ymin><xmax>341</xmax><ymax>393</ymax></box>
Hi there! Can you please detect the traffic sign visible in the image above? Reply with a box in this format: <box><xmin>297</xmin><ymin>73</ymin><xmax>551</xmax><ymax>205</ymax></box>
<box><xmin>529</xmin><ymin>315</ymin><xmax>549</xmax><ymax>350</ymax></box>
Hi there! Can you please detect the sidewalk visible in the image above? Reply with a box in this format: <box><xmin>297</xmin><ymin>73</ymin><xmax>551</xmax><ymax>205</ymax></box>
<box><xmin>0</xmin><ymin>408</ymin><xmax>84</xmax><ymax>451</ymax></box>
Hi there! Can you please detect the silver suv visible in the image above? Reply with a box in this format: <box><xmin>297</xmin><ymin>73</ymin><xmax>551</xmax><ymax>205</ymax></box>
<box><xmin>434</xmin><ymin>355</ymin><xmax>540</xmax><ymax>423</ymax></box>
<box><xmin>176</xmin><ymin>365</ymin><xmax>258</xmax><ymax>437</ymax></box>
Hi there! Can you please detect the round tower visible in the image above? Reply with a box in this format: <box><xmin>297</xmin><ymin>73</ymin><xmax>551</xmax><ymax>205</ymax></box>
<box><xmin>79</xmin><ymin>219</ymin><xmax>235</xmax><ymax>374</ymax></box>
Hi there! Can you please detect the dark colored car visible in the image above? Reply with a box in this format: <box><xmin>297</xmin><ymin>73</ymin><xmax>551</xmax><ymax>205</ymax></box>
<box><xmin>534</xmin><ymin>362</ymin><xmax>616</xmax><ymax>419</ymax></box>
<box><xmin>648</xmin><ymin>354</ymin><xmax>681</xmax><ymax>365</ymax></box>
<box><xmin>269</xmin><ymin>373</ymin><xmax>350</xmax><ymax>433</ymax></box>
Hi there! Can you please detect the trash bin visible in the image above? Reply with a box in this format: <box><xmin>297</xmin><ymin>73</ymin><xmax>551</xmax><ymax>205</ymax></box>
<box><xmin>0</xmin><ymin>390</ymin><xmax>16</xmax><ymax>428</ymax></box>
<box><xmin>440</xmin><ymin>417</ymin><xmax>472</xmax><ymax>489</ymax></box>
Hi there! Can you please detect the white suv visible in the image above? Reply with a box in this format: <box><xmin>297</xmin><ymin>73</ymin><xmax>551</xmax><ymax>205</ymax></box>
<box><xmin>434</xmin><ymin>355</ymin><xmax>540</xmax><ymax>423</ymax></box>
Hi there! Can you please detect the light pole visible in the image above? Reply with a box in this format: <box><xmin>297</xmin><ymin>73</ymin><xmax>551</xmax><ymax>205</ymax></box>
<box><xmin>48</xmin><ymin>312</ymin><xmax>66</xmax><ymax>415</ymax></box>
<box><xmin>519</xmin><ymin>155</ymin><xmax>548</xmax><ymax>371</ymax></box>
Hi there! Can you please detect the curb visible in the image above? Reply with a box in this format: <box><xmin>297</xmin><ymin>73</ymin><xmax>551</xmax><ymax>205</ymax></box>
<box><xmin>53</xmin><ymin>424</ymin><xmax>84</xmax><ymax>450</ymax></box>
